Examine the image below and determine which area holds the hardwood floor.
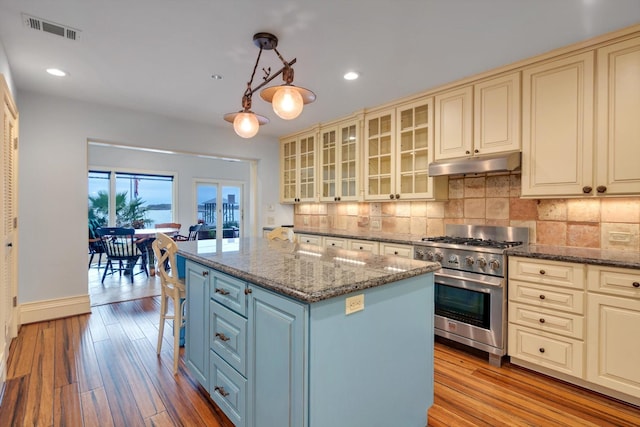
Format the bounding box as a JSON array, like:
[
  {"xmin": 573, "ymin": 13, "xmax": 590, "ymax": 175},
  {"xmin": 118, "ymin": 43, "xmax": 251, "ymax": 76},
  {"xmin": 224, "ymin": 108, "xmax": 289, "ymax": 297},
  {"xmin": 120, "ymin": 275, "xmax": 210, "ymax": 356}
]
[
  {"xmin": 88, "ymin": 258, "xmax": 162, "ymax": 307},
  {"xmin": 1, "ymin": 296, "xmax": 638, "ymax": 426}
]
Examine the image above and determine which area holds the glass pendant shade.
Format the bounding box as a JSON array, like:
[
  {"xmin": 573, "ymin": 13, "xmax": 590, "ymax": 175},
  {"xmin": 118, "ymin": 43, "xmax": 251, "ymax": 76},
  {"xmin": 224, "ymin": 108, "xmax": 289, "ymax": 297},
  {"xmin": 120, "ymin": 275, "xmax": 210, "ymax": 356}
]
[
  {"xmin": 233, "ymin": 112, "xmax": 260, "ymax": 138},
  {"xmin": 272, "ymin": 86, "xmax": 304, "ymax": 120}
]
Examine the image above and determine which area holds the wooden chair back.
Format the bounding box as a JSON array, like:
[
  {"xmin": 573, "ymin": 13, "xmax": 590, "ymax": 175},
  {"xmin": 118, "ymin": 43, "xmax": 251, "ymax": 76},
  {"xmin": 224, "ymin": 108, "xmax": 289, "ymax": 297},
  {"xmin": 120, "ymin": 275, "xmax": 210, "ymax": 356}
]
[
  {"xmin": 266, "ymin": 227, "xmax": 296, "ymax": 242},
  {"xmin": 152, "ymin": 233, "xmax": 185, "ymax": 297}
]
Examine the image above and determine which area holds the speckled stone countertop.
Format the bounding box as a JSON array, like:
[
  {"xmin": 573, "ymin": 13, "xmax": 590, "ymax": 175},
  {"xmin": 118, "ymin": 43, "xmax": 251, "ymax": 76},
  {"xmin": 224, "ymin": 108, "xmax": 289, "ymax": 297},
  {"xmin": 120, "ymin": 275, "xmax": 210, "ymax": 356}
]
[
  {"xmin": 177, "ymin": 238, "xmax": 440, "ymax": 303},
  {"xmin": 505, "ymin": 245, "xmax": 640, "ymax": 270},
  {"xmin": 283, "ymin": 227, "xmax": 426, "ymax": 245}
]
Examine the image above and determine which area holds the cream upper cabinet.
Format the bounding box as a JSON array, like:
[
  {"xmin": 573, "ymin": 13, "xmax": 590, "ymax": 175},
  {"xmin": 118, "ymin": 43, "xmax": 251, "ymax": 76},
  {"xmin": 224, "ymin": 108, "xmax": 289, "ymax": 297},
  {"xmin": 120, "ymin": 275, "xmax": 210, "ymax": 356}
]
[
  {"xmin": 280, "ymin": 127, "xmax": 319, "ymax": 203},
  {"xmin": 364, "ymin": 97, "xmax": 446, "ymax": 201},
  {"xmin": 435, "ymin": 73, "xmax": 520, "ymax": 161},
  {"xmin": 434, "ymin": 86, "xmax": 473, "ymax": 160},
  {"xmin": 586, "ymin": 265, "xmax": 640, "ymax": 400},
  {"xmin": 520, "ymin": 52, "xmax": 595, "ymax": 198},
  {"xmin": 595, "ymin": 36, "xmax": 640, "ymax": 196},
  {"xmin": 319, "ymin": 116, "xmax": 361, "ymax": 202}
]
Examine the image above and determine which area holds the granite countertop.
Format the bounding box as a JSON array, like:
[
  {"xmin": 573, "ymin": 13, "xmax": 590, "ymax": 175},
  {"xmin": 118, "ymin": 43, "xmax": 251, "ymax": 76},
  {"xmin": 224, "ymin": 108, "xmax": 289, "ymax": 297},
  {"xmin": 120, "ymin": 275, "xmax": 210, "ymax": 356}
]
[
  {"xmin": 285, "ymin": 227, "xmax": 426, "ymax": 245},
  {"xmin": 177, "ymin": 238, "xmax": 440, "ymax": 303},
  {"xmin": 506, "ymin": 245, "xmax": 640, "ymax": 270}
]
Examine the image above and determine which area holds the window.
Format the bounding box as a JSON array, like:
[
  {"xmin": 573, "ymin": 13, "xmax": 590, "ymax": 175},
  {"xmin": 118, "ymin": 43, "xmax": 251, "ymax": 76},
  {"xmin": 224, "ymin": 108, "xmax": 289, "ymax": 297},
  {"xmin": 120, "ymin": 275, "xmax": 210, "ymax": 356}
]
[
  {"xmin": 195, "ymin": 180, "xmax": 243, "ymax": 244},
  {"xmin": 88, "ymin": 170, "xmax": 175, "ymax": 227}
]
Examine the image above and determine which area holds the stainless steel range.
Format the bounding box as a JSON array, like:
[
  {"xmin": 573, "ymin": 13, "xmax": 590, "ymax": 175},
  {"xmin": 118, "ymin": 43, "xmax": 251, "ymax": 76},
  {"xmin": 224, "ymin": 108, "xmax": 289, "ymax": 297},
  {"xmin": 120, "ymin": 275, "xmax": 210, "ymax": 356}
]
[{"xmin": 414, "ymin": 224, "xmax": 529, "ymax": 366}]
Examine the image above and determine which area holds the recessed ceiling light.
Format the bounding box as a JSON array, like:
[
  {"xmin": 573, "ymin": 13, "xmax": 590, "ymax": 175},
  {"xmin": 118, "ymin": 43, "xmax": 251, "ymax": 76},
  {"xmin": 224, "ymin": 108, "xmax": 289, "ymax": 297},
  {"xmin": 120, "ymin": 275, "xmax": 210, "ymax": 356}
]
[
  {"xmin": 344, "ymin": 71, "xmax": 359, "ymax": 81},
  {"xmin": 211, "ymin": 74, "xmax": 223, "ymax": 80},
  {"xmin": 46, "ymin": 68, "xmax": 67, "ymax": 77}
]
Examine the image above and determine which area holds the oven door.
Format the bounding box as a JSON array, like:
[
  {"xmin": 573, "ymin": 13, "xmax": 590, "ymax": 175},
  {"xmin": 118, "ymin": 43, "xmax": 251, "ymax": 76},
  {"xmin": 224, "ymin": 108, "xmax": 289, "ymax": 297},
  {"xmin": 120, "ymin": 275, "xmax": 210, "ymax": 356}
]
[{"xmin": 433, "ymin": 270, "xmax": 505, "ymax": 356}]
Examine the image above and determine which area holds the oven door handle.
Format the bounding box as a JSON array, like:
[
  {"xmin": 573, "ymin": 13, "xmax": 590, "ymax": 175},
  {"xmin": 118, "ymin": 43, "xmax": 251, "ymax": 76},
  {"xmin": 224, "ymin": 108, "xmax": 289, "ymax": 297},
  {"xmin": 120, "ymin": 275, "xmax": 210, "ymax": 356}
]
[{"xmin": 435, "ymin": 271, "xmax": 504, "ymax": 288}]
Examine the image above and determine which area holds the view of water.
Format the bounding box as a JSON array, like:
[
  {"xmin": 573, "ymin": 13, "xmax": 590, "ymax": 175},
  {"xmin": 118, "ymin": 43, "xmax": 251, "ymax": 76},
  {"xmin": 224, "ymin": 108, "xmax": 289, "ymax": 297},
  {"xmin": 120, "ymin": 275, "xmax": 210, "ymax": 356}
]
[{"xmin": 146, "ymin": 209, "xmax": 172, "ymax": 226}]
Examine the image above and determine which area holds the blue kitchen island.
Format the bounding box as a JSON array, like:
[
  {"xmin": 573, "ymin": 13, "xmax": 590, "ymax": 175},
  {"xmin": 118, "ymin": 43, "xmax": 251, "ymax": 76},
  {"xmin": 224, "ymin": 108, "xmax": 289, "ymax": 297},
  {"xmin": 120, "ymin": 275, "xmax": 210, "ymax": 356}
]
[{"xmin": 177, "ymin": 238, "xmax": 439, "ymax": 427}]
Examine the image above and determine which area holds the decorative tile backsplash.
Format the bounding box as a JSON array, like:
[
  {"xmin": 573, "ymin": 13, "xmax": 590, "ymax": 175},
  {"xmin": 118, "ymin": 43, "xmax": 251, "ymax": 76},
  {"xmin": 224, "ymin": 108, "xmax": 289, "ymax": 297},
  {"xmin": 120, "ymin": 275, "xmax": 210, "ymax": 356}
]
[{"xmin": 294, "ymin": 173, "xmax": 640, "ymax": 252}]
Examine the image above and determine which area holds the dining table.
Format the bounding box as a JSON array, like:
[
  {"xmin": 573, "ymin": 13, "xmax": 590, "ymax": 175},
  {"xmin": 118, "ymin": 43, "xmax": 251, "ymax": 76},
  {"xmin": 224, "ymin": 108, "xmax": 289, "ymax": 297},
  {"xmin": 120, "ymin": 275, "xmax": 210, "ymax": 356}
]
[{"xmin": 135, "ymin": 227, "xmax": 180, "ymax": 275}]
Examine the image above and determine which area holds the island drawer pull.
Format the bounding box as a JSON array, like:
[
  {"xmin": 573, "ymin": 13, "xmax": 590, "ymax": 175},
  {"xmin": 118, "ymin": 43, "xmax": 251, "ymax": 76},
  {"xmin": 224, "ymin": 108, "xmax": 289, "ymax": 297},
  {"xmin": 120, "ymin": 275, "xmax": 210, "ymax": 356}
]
[
  {"xmin": 215, "ymin": 332, "xmax": 230, "ymax": 342},
  {"xmin": 214, "ymin": 386, "xmax": 229, "ymax": 397},
  {"xmin": 215, "ymin": 288, "xmax": 230, "ymax": 295}
]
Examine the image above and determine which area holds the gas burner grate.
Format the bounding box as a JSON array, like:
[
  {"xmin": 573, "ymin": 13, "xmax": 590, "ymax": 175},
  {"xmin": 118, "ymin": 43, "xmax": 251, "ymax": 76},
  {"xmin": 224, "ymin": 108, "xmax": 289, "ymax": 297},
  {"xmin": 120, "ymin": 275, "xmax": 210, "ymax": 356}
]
[{"xmin": 421, "ymin": 236, "xmax": 522, "ymax": 249}]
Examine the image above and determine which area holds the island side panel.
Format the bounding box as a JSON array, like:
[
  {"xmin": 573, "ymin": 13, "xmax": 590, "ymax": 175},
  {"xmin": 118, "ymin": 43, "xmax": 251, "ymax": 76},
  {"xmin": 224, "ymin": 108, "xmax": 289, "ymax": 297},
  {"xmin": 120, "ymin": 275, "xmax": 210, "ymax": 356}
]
[{"xmin": 308, "ymin": 273, "xmax": 434, "ymax": 427}]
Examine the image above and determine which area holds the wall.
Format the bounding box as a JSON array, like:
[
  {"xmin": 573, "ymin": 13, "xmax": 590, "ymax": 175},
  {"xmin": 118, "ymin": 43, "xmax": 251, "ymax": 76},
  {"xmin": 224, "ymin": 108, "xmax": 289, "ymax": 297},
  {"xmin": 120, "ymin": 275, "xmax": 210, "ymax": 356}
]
[
  {"xmin": 0, "ymin": 39, "xmax": 15, "ymax": 98},
  {"xmin": 294, "ymin": 173, "xmax": 640, "ymax": 252},
  {"xmin": 88, "ymin": 144, "xmax": 252, "ymax": 231},
  {"xmin": 17, "ymin": 90, "xmax": 291, "ymax": 308}
]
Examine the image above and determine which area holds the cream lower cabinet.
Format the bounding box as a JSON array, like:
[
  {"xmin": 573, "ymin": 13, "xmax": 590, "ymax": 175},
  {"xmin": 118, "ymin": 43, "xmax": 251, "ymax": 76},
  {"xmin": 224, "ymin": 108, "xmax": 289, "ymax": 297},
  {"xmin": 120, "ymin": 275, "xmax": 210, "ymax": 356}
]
[
  {"xmin": 586, "ymin": 265, "xmax": 640, "ymax": 399},
  {"xmin": 379, "ymin": 242, "xmax": 414, "ymax": 259},
  {"xmin": 297, "ymin": 233, "xmax": 322, "ymax": 246},
  {"xmin": 508, "ymin": 257, "xmax": 586, "ymax": 378}
]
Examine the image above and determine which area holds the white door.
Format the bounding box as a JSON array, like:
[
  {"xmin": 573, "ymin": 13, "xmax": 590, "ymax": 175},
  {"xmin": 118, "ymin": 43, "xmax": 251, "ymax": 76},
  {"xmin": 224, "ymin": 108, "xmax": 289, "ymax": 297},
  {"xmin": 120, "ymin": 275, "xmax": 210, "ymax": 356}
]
[
  {"xmin": 1, "ymin": 75, "xmax": 19, "ymax": 389},
  {"xmin": 196, "ymin": 181, "xmax": 244, "ymax": 249}
]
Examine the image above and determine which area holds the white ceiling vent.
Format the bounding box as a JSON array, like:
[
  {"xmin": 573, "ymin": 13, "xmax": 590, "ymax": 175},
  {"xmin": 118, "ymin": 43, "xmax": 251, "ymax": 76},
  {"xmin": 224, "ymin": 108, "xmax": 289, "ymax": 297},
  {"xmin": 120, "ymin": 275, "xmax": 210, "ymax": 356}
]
[{"xmin": 22, "ymin": 13, "xmax": 80, "ymax": 41}]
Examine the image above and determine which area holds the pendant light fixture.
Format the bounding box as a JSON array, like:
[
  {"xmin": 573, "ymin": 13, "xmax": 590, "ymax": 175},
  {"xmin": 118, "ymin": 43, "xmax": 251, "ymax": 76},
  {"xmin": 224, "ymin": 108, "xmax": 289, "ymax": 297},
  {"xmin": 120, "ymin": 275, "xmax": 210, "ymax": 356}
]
[{"xmin": 224, "ymin": 32, "xmax": 316, "ymax": 138}]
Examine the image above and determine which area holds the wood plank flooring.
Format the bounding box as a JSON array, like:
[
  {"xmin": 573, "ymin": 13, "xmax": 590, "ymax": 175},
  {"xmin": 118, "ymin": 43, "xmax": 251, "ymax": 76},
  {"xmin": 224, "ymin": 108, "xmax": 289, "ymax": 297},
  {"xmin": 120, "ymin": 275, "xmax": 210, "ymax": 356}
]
[{"xmin": 1, "ymin": 296, "xmax": 639, "ymax": 426}]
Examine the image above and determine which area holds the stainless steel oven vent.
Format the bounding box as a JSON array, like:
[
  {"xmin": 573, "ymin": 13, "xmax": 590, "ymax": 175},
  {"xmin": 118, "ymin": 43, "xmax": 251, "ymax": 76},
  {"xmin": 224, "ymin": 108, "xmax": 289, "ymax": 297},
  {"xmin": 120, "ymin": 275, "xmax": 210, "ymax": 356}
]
[{"xmin": 22, "ymin": 13, "xmax": 80, "ymax": 41}]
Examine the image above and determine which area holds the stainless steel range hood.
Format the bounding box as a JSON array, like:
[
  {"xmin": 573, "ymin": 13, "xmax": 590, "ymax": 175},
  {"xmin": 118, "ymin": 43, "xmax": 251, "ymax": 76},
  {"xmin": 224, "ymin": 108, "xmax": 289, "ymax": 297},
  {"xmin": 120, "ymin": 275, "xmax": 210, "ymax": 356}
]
[{"xmin": 428, "ymin": 152, "xmax": 521, "ymax": 176}]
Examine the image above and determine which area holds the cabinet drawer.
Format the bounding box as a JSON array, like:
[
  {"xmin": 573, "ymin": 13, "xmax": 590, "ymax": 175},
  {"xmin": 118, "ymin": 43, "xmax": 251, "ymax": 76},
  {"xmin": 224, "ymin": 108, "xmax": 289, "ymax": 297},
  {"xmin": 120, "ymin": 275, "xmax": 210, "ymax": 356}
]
[
  {"xmin": 298, "ymin": 233, "xmax": 322, "ymax": 245},
  {"xmin": 509, "ymin": 257, "xmax": 585, "ymax": 289},
  {"xmin": 210, "ymin": 351, "xmax": 246, "ymax": 427},
  {"xmin": 211, "ymin": 270, "xmax": 247, "ymax": 316},
  {"xmin": 348, "ymin": 239, "xmax": 379, "ymax": 254},
  {"xmin": 379, "ymin": 242, "xmax": 414, "ymax": 259},
  {"xmin": 324, "ymin": 237, "xmax": 347, "ymax": 248},
  {"xmin": 211, "ymin": 301, "xmax": 247, "ymax": 376},
  {"xmin": 509, "ymin": 302, "xmax": 584, "ymax": 339},
  {"xmin": 509, "ymin": 325, "xmax": 584, "ymax": 378},
  {"xmin": 587, "ymin": 265, "xmax": 640, "ymax": 298},
  {"xmin": 509, "ymin": 280, "xmax": 585, "ymax": 314}
]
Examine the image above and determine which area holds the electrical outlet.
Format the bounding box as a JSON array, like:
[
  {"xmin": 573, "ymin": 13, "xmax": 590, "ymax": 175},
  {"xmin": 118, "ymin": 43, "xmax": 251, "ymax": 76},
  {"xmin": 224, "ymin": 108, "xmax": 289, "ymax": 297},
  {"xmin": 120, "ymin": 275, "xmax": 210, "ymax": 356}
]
[
  {"xmin": 609, "ymin": 231, "xmax": 631, "ymax": 243},
  {"xmin": 371, "ymin": 219, "xmax": 381, "ymax": 231},
  {"xmin": 345, "ymin": 294, "xmax": 364, "ymax": 315},
  {"xmin": 303, "ymin": 216, "xmax": 309, "ymax": 225}
]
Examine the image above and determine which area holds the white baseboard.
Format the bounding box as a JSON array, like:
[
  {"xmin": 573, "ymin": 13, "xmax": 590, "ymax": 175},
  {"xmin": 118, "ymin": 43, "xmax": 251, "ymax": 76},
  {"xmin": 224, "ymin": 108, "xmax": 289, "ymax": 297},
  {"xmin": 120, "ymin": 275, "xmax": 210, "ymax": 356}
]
[{"xmin": 19, "ymin": 294, "xmax": 91, "ymax": 324}]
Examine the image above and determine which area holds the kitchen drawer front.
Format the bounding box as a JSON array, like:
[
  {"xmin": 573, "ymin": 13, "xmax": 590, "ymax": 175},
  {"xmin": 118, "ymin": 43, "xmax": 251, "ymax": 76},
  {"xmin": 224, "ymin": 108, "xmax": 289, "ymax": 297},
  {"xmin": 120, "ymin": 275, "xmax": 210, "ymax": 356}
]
[
  {"xmin": 210, "ymin": 351, "xmax": 247, "ymax": 427},
  {"xmin": 509, "ymin": 280, "xmax": 585, "ymax": 314},
  {"xmin": 587, "ymin": 265, "xmax": 640, "ymax": 299},
  {"xmin": 509, "ymin": 325, "xmax": 584, "ymax": 378},
  {"xmin": 211, "ymin": 301, "xmax": 247, "ymax": 376},
  {"xmin": 297, "ymin": 233, "xmax": 322, "ymax": 245},
  {"xmin": 509, "ymin": 302, "xmax": 584, "ymax": 339},
  {"xmin": 211, "ymin": 270, "xmax": 247, "ymax": 316},
  {"xmin": 509, "ymin": 257, "xmax": 585, "ymax": 289},
  {"xmin": 379, "ymin": 242, "xmax": 414, "ymax": 259},
  {"xmin": 348, "ymin": 239, "xmax": 379, "ymax": 254},
  {"xmin": 324, "ymin": 236, "xmax": 347, "ymax": 248}
]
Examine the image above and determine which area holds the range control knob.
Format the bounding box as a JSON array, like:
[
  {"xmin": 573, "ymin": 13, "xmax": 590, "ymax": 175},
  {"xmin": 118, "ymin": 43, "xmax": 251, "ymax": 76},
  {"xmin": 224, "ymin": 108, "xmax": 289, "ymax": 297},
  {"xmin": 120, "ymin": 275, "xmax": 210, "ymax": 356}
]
[
  {"xmin": 448, "ymin": 255, "xmax": 459, "ymax": 265},
  {"xmin": 489, "ymin": 259, "xmax": 501, "ymax": 270},
  {"xmin": 434, "ymin": 252, "xmax": 444, "ymax": 262},
  {"xmin": 477, "ymin": 257, "xmax": 487, "ymax": 268},
  {"xmin": 426, "ymin": 251, "xmax": 435, "ymax": 261},
  {"xmin": 465, "ymin": 256, "xmax": 475, "ymax": 266},
  {"xmin": 415, "ymin": 249, "xmax": 425, "ymax": 259}
]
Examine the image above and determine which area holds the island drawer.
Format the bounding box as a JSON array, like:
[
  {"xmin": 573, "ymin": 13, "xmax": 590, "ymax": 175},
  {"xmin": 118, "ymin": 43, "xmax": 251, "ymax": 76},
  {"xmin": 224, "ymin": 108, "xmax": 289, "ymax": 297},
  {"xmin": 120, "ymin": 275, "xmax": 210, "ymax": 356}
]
[
  {"xmin": 210, "ymin": 351, "xmax": 247, "ymax": 427},
  {"xmin": 211, "ymin": 301, "xmax": 247, "ymax": 376},
  {"xmin": 211, "ymin": 270, "xmax": 248, "ymax": 316}
]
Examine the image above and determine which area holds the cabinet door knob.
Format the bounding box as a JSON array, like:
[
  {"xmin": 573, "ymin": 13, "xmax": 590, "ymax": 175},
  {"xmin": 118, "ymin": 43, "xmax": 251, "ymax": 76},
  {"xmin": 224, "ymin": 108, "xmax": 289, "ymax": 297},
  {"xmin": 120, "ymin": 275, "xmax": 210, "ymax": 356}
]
[
  {"xmin": 539, "ymin": 294, "xmax": 546, "ymax": 300},
  {"xmin": 395, "ymin": 194, "xmax": 400, "ymax": 199},
  {"xmin": 632, "ymin": 282, "xmax": 640, "ymax": 288},
  {"xmin": 214, "ymin": 386, "xmax": 229, "ymax": 397},
  {"xmin": 215, "ymin": 332, "xmax": 230, "ymax": 342},
  {"xmin": 202, "ymin": 271, "xmax": 209, "ymax": 277},
  {"xmin": 539, "ymin": 318, "xmax": 546, "ymax": 324},
  {"xmin": 465, "ymin": 150, "xmax": 470, "ymax": 155},
  {"xmin": 389, "ymin": 194, "xmax": 395, "ymax": 199},
  {"xmin": 539, "ymin": 348, "xmax": 545, "ymax": 354},
  {"xmin": 539, "ymin": 270, "xmax": 546, "ymax": 275},
  {"xmin": 596, "ymin": 185, "xmax": 607, "ymax": 193},
  {"xmin": 474, "ymin": 149, "xmax": 479, "ymax": 154},
  {"xmin": 582, "ymin": 186, "xmax": 592, "ymax": 194},
  {"xmin": 214, "ymin": 288, "xmax": 229, "ymax": 295},
  {"xmin": 244, "ymin": 288, "xmax": 252, "ymax": 295}
]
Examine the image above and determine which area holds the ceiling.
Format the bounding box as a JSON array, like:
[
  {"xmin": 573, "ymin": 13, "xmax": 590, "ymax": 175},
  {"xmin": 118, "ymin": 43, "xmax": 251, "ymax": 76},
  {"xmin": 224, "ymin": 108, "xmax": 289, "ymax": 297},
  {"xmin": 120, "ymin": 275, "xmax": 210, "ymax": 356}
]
[{"xmin": 0, "ymin": 1, "xmax": 639, "ymax": 138}]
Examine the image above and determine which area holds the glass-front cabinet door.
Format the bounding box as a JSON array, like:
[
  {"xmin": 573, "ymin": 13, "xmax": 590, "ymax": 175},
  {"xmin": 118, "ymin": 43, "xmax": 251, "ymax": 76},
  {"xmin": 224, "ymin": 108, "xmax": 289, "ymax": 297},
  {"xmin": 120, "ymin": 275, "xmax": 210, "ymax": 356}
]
[
  {"xmin": 364, "ymin": 109, "xmax": 395, "ymax": 201},
  {"xmin": 319, "ymin": 117, "xmax": 360, "ymax": 202},
  {"xmin": 396, "ymin": 98, "xmax": 433, "ymax": 199},
  {"xmin": 280, "ymin": 128, "xmax": 318, "ymax": 203},
  {"xmin": 280, "ymin": 138, "xmax": 297, "ymax": 203}
]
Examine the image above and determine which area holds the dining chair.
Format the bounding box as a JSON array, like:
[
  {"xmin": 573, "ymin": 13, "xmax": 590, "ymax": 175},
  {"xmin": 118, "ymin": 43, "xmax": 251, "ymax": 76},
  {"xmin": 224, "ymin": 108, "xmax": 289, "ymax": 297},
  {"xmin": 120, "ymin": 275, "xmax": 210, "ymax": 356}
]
[
  {"xmin": 152, "ymin": 232, "xmax": 186, "ymax": 374},
  {"xmin": 174, "ymin": 223, "xmax": 202, "ymax": 241},
  {"xmin": 88, "ymin": 219, "xmax": 105, "ymax": 269},
  {"xmin": 97, "ymin": 227, "xmax": 148, "ymax": 283},
  {"xmin": 266, "ymin": 226, "xmax": 296, "ymax": 242}
]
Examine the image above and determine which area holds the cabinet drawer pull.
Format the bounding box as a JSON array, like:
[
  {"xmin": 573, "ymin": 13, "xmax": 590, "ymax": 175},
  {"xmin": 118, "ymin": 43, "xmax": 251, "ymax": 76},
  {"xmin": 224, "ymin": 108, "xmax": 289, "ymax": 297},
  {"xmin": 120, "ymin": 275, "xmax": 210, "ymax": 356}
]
[
  {"xmin": 539, "ymin": 269, "xmax": 546, "ymax": 275},
  {"xmin": 539, "ymin": 348, "xmax": 545, "ymax": 354},
  {"xmin": 214, "ymin": 288, "xmax": 229, "ymax": 295},
  {"xmin": 539, "ymin": 318, "xmax": 545, "ymax": 324},
  {"xmin": 202, "ymin": 271, "xmax": 209, "ymax": 277},
  {"xmin": 539, "ymin": 294, "xmax": 546, "ymax": 300},
  {"xmin": 394, "ymin": 251, "xmax": 399, "ymax": 255},
  {"xmin": 214, "ymin": 386, "xmax": 229, "ymax": 397},
  {"xmin": 215, "ymin": 332, "xmax": 230, "ymax": 342},
  {"xmin": 633, "ymin": 282, "xmax": 640, "ymax": 288}
]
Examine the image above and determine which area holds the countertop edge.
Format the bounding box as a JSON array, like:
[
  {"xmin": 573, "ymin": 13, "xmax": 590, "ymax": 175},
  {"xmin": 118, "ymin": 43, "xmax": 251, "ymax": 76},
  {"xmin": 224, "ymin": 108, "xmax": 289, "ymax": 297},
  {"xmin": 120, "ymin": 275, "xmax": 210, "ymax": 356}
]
[{"xmin": 505, "ymin": 245, "xmax": 640, "ymax": 270}]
